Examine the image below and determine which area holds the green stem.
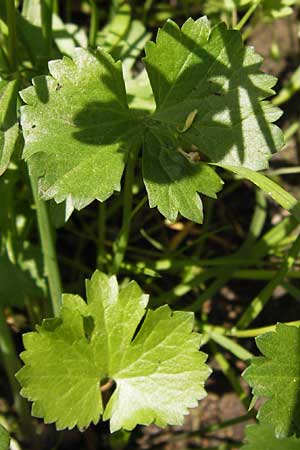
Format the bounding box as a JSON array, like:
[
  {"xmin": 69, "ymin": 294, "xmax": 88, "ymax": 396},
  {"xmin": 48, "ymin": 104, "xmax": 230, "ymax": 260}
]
[
  {"xmin": 89, "ymin": 0, "xmax": 99, "ymax": 48},
  {"xmin": 0, "ymin": 309, "xmax": 36, "ymax": 442},
  {"xmin": 5, "ymin": 0, "xmax": 17, "ymax": 73},
  {"xmin": 30, "ymin": 175, "xmax": 62, "ymax": 316},
  {"xmin": 234, "ymin": 269, "xmax": 300, "ymax": 280},
  {"xmin": 237, "ymin": 232, "xmax": 300, "ymax": 329},
  {"xmin": 66, "ymin": 0, "xmax": 72, "ymax": 22},
  {"xmin": 111, "ymin": 150, "xmax": 136, "ymax": 274},
  {"xmin": 41, "ymin": 0, "xmax": 53, "ymax": 60},
  {"xmin": 235, "ymin": 0, "xmax": 260, "ymax": 31},
  {"xmin": 53, "ymin": 0, "xmax": 58, "ymax": 14},
  {"xmin": 204, "ymin": 320, "xmax": 300, "ymax": 339},
  {"xmin": 0, "ymin": 309, "xmax": 22, "ymax": 411},
  {"xmin": 233, "ymin": 321, "xmax": 300, "ymax": 338},
  {"xmin": 209, "ymin": 342, "xmax": 249, "ymax": 408},
  {"xmin": 97, "ymin": 202, "xmax": 106, "ymax": 270},
  {"xmin": 143, "ymin": 0, "xmax": 154, "ymax": 21},
  {"xmin": 218, "ymin": 164, "xmax": 300, "ymax": 223},
  {"xmin": 200, "ymin": 411, "xmax": 256, "ymax": 435}
]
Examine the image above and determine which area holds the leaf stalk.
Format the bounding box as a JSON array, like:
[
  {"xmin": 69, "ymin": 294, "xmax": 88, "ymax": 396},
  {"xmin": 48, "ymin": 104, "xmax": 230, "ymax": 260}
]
[{"xmin": 29, "ymin": 175, "xmax": 62, "ymax": 316}]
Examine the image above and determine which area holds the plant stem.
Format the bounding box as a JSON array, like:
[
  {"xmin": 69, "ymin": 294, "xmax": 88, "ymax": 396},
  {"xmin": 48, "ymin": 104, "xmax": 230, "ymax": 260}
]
[
  {"xmin": 111, "ymin": 150, "xmax": 136, "ymax": 274},
  {"xmin": 235, "ymin": 0, "xmax": 260, "ymax": 31},
  {"xmin": 97, "ymin": 202, "xmax": 106, "ymax": 270},
  {"xmin": 210, "ymin": 342, "xmax": 249, "ymax": 408},
  {"xmin": 204, "ymin": 320, "xmax": 300, "ymax": 339},
  {"xmin": 89, "ymin": 0, "xmax": 99, "ymax": 48},
  {"xmin": 5, "ymin": 0, "xmax": 17, "ymax": 73},
  {"xmin": 200, "ymin": 411, "xmax": 255, "ymax": 435},
  {"xmin": 237, "ymin": 232, "xmax": 300, "ymax": 329},
  {"xmin": 41, "ymin": 0, "xmax": 54, "ymax": 61},
  {"xmin": 0, "ymin": 309, "xmax": 36, "ymax": 442},
  {"xmin": 66, "ymin": 0, "xmax": 72, "ymax": 22},
  {"xmin": 30, "ymin": 175, "xmax": 62, "ymax": 316}
]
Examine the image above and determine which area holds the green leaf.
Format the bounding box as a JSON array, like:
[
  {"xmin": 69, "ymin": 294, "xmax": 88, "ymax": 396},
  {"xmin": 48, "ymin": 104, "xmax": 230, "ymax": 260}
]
[
  {"xmin": 143, "ymin": 129, "xmax": 223, "ymax": 223},
  {"xmin": 20, "ymin": 17, "xmax": 284, "ymax": 223},
  {"xmin": 0, "ymin": 78, "xmax": 20, "ymax": 176},
  {"xmin": 52, "ymin": 15, "xmax": 88, "ymax": 57},
  {"xmin": 144, "ymin": 17, "xmax": 283, "ymax": 170},
  {"xmin": 242, "ymin": 423, "xmax": 300, "ymax": 450},
  {"xmin": 17, "ymin": 270, "xmax": 210, "ymax": 432},
  {"xmin": 218, "ymin": 165, "xmax": 300, "ymax": 223},
  {"xmin": 243, "ymin": 323, "xmax": 300, "ymax": 438},
  {"xmin": 0, "ymin": 424, "xmax": 10, "ymax": 450},
  {"xmin": 260, "ymin": 0, "xmax": 296, "ymax": 20},
  {"xmin": 21, "ymin": 47, "xmax": 141, "ymax": 210},
  {"xmin": 0, "ymin": 248, "xmax": 44, "ymax": 308}
]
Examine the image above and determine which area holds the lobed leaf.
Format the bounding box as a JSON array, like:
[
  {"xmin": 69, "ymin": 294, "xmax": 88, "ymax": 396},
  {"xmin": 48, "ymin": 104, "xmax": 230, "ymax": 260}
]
[
  {"xmin": 144, "ymin": 17, "xmax": 283, "ymax": 170},
  {"xmin": 243, "ymin": 323, "xmax": 300, "ymax": 438},
  {"xmin": 21, "ymin": 47, "xmax": 142, "ymax": 210},
  {"xmin": 242, "ymin": 423, "xmax": 300, "ymax": 449},
  {"xmin": 143, "ymin": 129, "xmax": 223, "ymax": 223},
  {"xmin": 17, "ymin": 271, "xmax": 210, "ymax": 432},
  {"xmin": 20, "ymin": 17, "xmax": 284, "ymax": 223}
]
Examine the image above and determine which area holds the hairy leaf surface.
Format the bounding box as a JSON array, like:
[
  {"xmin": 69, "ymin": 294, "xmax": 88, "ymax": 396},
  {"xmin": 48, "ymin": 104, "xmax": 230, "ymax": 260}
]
[
  {"xmin": 144, "ymin": 17, "xmax": 283, "ymax": 170},
  {"xmin": 20, "ymin": 17, "xmax": 284, "ymax": 222},
  {"xmin": 17, "ymin": 271, "xmax": 210, "ymax": 431},
  {"xmin": 21, "ymin": 47, "xmax": 141, "ymax": 210},
  {"xmin": 243, "ymin": 323, "xmax": 300, "ymax": 438},
  {"xmin": 242, "ymin": 423, "xmax": 300, "ymax": 450}
]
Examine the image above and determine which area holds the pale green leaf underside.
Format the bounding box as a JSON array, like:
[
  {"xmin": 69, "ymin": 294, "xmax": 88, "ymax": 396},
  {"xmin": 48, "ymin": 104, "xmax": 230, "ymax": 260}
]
[
  {"xmin": 243, "ymin": 323, "xmax": 300, "ymax": 438},
  {"xmin": 17, "ymin": 271, "xmax": 210, "ymax": 432},
  {"xmin": 242, "ymin": 423, "xmax": 300, "ymax": 450},
  {"xmin": 144, "ymin": 17, "xmax": 283, "ymax": 170},
  {"xmin": 21, "ymin": 47, "xmax": 141, "ymax": 210},
  {"xmin": 143, "ymin": 129, "xmax": 223, "ymax": 223},
  {"xmin": 0, "ymin": 424, "xmax": 10, "ymax": 450}
]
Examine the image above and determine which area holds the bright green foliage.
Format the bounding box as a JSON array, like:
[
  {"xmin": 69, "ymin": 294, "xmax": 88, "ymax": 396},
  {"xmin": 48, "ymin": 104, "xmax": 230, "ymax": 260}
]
[
  {"xmin": 17, "ymin": 270, "xmax": 210, "ymax": 432},
  {"xmin": 0, "ymin": 79, "xmax": 19, "ymax": 176},
  {"xmin": 242, "ymin": 423, "xmax": 300, "ymax": 450},
  {"xmin": 0, "ymin": 424, "xmax": 9, "ymax": 450},
  {"xmin": 21, "ymin": 17, "xmax": 283, "ymax": 223},
  {"xmin": 21, "ymin": 47, "xmax": 140, "ymax": 210},
  {"xmin": 0, "ymin": 249, "xmax": 44, "ymax": 307},
  {"xmin": 243, "ymin": 324, "xmax": 300, "ymax": 438},
  {"xmin": 260, "ymin": 0, "xmax": 296, "ymax": 20},
  {"xmin": 143, "ymin": 130, "xmax": 223, "ymax": 222},
  {"xmin": 144, "ymin": 17, "xmax": 283, "ymax": 170}
]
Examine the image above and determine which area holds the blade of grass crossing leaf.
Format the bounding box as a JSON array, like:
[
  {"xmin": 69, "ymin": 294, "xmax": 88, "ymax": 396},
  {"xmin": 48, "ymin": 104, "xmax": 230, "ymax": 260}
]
[
  {"xmin": 112, "ymin": 148, "xmax": 136, "ymax": 274},
  {"xmin": 5, "ymin": 0, "xmax": 17, "ymax": 72},
  {"xmin": 209, "ymin": 341, "xmax": 248, "ymax": 406},
  {"xmin": 234, "ymin": 269, "xmax": 300, "ymax": 280},
  {"xmin": 237, "ymin": 232, "xmax": 300, "ymax": 329},
  {"xmin": 41, "ymin": 0, "xmax": 53, "ymax": 60},
  {"xmin": 189, "ymin": 189, "xmax": 267, "ymax": 312},
  {"xmin": 208, "ymin": 331, "xmax": 253, "ymax": 361},
  {"xmin": 282, "ymin": 281, "xmax": 300, "ymax": 301},
  {"xmin": 89, "ymin": 0, "xmax": 99, "ymax": 47},
  {"xmin": 218, "ymin": 165, "xmax": 300, "ymax": 223}
]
